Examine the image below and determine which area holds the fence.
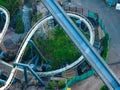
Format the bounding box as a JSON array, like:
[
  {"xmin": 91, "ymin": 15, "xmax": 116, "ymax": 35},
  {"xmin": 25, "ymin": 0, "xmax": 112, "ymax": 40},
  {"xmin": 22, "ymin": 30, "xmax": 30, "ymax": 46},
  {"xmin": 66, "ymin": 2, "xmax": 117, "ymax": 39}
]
[
  {"xmin": 63, "ymin": 6, "xmax": 89, "ymax": 16},
  {"xmin": 88, "ymin": 11, "xmax": 110, "ymax": 63},
  {"xmin": 63, "ymin": 70, "xmax": 95, "ymax": 90}
]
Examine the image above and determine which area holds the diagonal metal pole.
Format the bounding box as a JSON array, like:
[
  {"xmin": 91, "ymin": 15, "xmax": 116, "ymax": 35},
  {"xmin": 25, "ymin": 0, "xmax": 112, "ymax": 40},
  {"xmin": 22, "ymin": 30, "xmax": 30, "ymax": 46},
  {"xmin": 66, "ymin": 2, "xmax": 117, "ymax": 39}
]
[{"xmin": 29, "ymin": 40, "xmax": 48, "ymax": 63}]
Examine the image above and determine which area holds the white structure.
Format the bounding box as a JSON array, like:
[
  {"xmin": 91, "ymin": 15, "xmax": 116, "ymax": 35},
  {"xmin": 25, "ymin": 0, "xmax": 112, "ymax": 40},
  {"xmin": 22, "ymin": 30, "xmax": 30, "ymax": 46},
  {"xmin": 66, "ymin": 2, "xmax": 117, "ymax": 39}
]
[{"xmin": 116, "ymin": 3, "xmax": 120, "ymax": 10}]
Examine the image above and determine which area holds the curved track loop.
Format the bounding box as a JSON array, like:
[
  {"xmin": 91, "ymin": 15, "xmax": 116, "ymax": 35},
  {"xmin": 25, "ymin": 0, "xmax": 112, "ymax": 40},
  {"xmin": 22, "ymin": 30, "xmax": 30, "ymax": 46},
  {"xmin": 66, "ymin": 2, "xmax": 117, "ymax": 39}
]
[
  {"xmin": 36, "ymin": 13, "xmax": 95, "ymax": 76},
  {"xmin": 0, "ymin": 13, "xmax": 94, "ymax": 89},
  {"xmin": 0, "ymin": 5, "xmax": 10, "ymax": 43}
]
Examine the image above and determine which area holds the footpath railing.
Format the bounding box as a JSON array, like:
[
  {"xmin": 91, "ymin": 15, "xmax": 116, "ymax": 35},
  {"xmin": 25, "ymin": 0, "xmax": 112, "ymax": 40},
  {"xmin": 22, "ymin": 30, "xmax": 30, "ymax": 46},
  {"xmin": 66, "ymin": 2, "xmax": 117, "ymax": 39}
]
[
  {"xmin": 88, "ymin": 11, "xmax": 110, "ymax": 62},
  {"xmin": 98, "ymin": 16, "xmax": 110, "ymax": 63},
  {"xmin": 63, "ymin": 5, "xmax": 89, "ymax": 16},
  {"xmin": 63, "ymin": 70, "xmax": 95, "ymax": 90}
]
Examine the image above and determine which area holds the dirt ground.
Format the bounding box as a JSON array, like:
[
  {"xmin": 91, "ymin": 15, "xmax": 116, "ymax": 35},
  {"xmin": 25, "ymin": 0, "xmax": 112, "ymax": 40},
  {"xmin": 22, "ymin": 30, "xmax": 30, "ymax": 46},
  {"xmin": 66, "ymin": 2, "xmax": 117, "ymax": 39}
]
[{"xmin": 72, "ymin": 76, "xmax": 103, "ymax": 90}]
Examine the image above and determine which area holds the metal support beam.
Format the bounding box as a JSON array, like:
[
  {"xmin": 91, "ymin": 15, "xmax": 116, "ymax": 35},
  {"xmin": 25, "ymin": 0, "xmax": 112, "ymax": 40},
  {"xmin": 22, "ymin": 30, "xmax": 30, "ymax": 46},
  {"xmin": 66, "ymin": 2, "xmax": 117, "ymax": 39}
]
[
  {"xmin": 29, "ymin": 56, "xmax": 39, "ymax": 70},
  {"xmin": 28, "ymin": 67, "xmax": 45, "ymax": 86},
  {"xmin": 33, "ymin": 56, "xmax": 39, "ymax": 70},
  {"xmin": 28, "ymin": 55, "xmax": 38, "ymax": 64},
  {"xmin": 30, "ymin": 43, "xmax": 34, "ymax": 58},
  {"xmin": 23, "ymin": 67, "xmax": 28, "ymax": 83},
  {"xmin": 29, "ymin": 40, "xmax": 47, "ymax": 63},
  {"xmin": 13, "ymin": 62, "xmax": 45, "ymax": 86}
]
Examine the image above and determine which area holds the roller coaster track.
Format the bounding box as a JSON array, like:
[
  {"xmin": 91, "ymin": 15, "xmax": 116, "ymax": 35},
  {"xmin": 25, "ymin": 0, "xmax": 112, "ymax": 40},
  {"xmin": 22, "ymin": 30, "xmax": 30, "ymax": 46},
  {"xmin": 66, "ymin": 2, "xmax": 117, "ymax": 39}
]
[
  {"xmin": 0, "ymin": 5, "xmax": 10, "ymax": 43},
  {"xmin": 36, "ymin": 12, "xmax": 95, "ymax": 76},
  {"xmin": 1, "ymin": 0, "xmax": 120, "ymax": 89},
  {"xmin": 40, "ymin": 0, "xmax": 120, "ymax": 90},
  {"xmin": 0, "ymin": 10, "xmax": 94, "ymax": 89}
]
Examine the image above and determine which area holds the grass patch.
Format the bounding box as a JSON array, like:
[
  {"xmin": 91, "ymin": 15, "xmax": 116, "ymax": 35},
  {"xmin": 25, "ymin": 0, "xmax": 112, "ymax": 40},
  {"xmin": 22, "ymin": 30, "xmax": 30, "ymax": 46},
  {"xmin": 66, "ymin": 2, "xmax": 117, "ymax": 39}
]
[
  {"xmin": 100, "ymin": 85, "xmax": 109, "ymax": 90},
  {"xmin": 33, "ymin": 26, "xmax": 81, "ymax": 70}
]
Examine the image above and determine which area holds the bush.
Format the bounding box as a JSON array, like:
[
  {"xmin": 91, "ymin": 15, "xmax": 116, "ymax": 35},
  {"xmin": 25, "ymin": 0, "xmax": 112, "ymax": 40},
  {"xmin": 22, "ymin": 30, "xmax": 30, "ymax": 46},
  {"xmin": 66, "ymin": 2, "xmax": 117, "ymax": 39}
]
[
  {"xmin": 21, "ymin": 43, "xmax": 33, "ymax": 63},
  {"xmin": 46, "ymin": 80, "xmax": 66, "ymax": 90},
  {"xmin": 58, "ymin": 80, "xmax": 66, "ymax": 89},
  {"xmin": 33, "ymin": 26, "xmax": 80, "ymax": 70},
  {"xmin": 0, "ymin": 0, "xmax": 24, "ymax": 34},
  {"xmin": 0, "ymin": 0, "xmax": 21, "ymax": 16},
  {"xmin": 46, "ymin": 80, "xmax": 57, "ymax": 90},
  {"xmin": 101, "ymin": 33, "xmax": 109, "ymax": 60},
  {"xmin": 0, "ymin": 82, "xmax": 4, "ymax": 87},
  {"xmin": 32, "ymin": 13, "xmax": 43, "ymax": 25},
  {"xmin": 37, "ymin": 13, "xmax": 43, "ymax": 19},
  {"xmin": 100, "ymin": 85, "xmax": 109, "ymax": 90},
  {"xmin": 14, "ymin": 13, "xmax": 24, "ymax": 34}
]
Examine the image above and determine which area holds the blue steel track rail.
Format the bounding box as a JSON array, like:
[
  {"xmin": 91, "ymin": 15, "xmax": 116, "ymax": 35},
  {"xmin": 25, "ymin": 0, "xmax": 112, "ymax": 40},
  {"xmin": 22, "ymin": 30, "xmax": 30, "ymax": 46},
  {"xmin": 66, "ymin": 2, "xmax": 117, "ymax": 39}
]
[{"xmin": 41, "ymin": 0, "xmax": 120, "ymax": 90}]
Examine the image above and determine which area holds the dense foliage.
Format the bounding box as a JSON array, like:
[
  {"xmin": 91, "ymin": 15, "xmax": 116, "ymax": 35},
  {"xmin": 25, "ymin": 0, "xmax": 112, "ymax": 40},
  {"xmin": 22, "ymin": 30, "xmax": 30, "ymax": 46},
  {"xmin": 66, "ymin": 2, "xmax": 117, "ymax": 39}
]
[
  {"xmin": 0, "ymin": 0, "xmax": 21, "ymax": 16},
  {"xmin": 33, "ymin": 26, "xmax": 80, "ymax": 70},
  {"xmin": 0, "ymin": 0, "xmax": 24, "ymax": 33},
  {"xmin": 100, "ymin": 85, "xmax": 109, "ymax": 90},
  {"xmin": 46, "ymin": 80, "xmax": 66, "ymax": 90}
]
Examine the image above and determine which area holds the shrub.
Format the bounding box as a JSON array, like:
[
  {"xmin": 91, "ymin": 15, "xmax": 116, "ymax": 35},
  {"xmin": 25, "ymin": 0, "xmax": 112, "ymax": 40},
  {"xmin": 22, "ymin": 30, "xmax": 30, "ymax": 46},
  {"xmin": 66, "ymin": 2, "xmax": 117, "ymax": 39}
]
[
  {"xmin": 0, "ymin": 82, "xmax": 4, "ymax": 87},
  {"xmin": 0, "ymin": 0, "xmax": 24, "ymax": 34},
  {"xmin": 101, "ymin": 33, "xmax": 109, "ymax": 60},
  {"xmin": 37, "ymin": 13, "xmax": 43, "ymax": 19},
  {"xmin": 33, "ymin": 26, "xmax": 80, "ymax": 70},
  {"xmin": 100, "ymin": 85, "xmax": 109, "ymax": 90},
  {"xmin": 14, "ymin": 13, "xmax": 24, "ymax": 34},
  {"xmin": 0, "ymin": 0, "xmax": 21, "ymax": 16},
  {"xmin": 46, "ymin": 80, "xmax": 57, "ymax": 90},
  {"xmin": 58, "ymin": 80, "xmax": 66, "ymax": 89}
]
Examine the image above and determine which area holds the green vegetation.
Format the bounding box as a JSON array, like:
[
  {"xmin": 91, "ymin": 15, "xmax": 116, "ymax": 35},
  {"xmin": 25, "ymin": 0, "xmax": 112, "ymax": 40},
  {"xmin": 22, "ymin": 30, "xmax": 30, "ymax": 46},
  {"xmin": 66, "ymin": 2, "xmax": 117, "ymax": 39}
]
[
  {"xmin": 0, "ymin": 0, "xmax": 21, "ymax": 16},
  {"xmin": 0, "ymin": 82, "xmax": 4, "ymax": 87},
  {"xmin": 100, "ymin": 85, "xmax": 109, "ymax": 90},
  {"xmin": 58, "ymin": 80, "xmax": 66, "ymax": 89},
  {"xmin": 23, "ymin": 15, "xmax": 91, "ymax": 70},
  {"xmin": 46, "ymin": 80, "xmax": 66, "ymax": 90},
  {"xmin": 37, "ymin": 13, "xmax": 43, "ymax": 19},
  {"xmin": 46, "ymin": 80, "xmax": 57, "ymax": 90},
  {"xmin": 14, "ymin": 13, "xmax": 24, "ymax": 33},
  {"xmin": 32, "ymin": 13, "xmax": 43, "ymax": 25},
  {"xmin": 33, "ymin": 26, "xmax": 80, "ymax": 70},
  {"xmin": 22, "ymin": 43, "xmax": 31, "ymax": 61},
  {"xmin": 101, "ymin": 33, "xmax": 109, "ymax": 60},
  {"xmin": 0, "ymin": 0, "xmax": 24, "ymax": 34}
]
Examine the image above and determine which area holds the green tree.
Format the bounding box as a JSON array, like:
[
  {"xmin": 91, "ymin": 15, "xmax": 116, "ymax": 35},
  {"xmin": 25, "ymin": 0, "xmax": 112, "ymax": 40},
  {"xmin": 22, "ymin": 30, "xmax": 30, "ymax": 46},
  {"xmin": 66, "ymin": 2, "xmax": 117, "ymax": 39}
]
[
  {"xmin": 46, "ymin": 80, "xmax": 57, "ymax": 90},
  {"xmin": 58, "ymin": 80, "xmax": 66, "ymax": 89},
  {"xmin": 0, "ymin": 0, "xmax": 24, "ymax": 33},
  {"xmin": 0, "ymin": 0, "xmax": 21, "ymax": 16},
  {"xmin": 100, "ymin": 85, "xmax": 109, "ymax": 90}
]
